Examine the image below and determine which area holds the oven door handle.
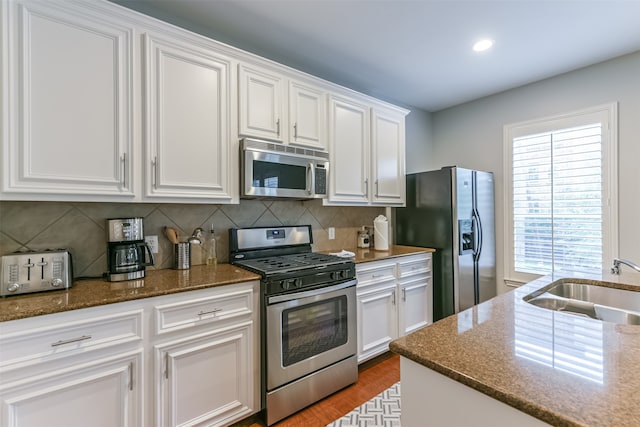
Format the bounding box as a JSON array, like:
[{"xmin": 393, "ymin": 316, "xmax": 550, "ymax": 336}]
[{"xmin": 267, "ymin": 279, "xmax": 356, "ymax": 305}]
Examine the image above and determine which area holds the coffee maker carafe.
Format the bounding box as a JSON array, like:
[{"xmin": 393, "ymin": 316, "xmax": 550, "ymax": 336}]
[{"xmin": 106, "ymin": 218, "xmax": 155, "ymax": 281}]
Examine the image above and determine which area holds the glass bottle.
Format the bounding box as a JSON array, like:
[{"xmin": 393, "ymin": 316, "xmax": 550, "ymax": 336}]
[{"xmin": 204, "ymin": 226, "xmax": 217, "ymax": 267}]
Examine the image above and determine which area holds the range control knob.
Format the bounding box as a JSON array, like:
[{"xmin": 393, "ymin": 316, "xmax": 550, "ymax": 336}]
[
  {"xmin": 50, "ymin": 278, "xmax": 64, "ymax": 288},
  {"xmin": 7, "ymin": 283, "xmax": 20, "ymax": 293},
  {"xmin": 280, "ymin": 280, "xmax": 289, "ymax": 290},
  {"xmin": 294, "ymin": 278, "xmax": 303, "ymax": 288}
]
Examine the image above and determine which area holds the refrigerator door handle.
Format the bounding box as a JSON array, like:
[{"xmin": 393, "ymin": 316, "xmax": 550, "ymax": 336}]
[{"xmin": 472, "ymin": 210, "xmax": 483, "ymax": 260}]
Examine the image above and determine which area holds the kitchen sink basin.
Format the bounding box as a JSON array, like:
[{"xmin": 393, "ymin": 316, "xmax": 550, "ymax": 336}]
[{"xmin": 523, "ymin": 281, "xmax": 640, "ymax": 325}]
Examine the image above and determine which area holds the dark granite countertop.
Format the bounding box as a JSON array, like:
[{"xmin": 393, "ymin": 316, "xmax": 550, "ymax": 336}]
[
  {"xmin": 0, "ymin": 245, "xmax": 433, "ymax": 323},
  {"xmin": 0, "ymin": 264, "xmax": 260, "ymax": 322},
  {"xmin": 326, "ymin": 244, "xmax": 435, "ymax": 264},
  {"xmin": 390, "ymin": 272, "xmax": 640, "ymax": 426}
]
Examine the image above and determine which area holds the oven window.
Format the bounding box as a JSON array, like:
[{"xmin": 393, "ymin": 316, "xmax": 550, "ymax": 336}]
[
  {"xmin": 281, "ymin": 295, "xmax": 348, "ymax": 367},
  {"xmin": 253, "ymin": 160, "xmax": 306, "ymax": 190}
]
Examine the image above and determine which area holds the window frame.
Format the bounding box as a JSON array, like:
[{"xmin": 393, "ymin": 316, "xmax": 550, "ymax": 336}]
[{"xmin": 503, "ymin": 103, "xmax": 619, "ymax": 285}]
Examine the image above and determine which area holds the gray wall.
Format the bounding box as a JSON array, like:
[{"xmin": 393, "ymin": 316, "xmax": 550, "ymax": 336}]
[
  {"xmin": 429, "ymin": 51, "xmax": 640, "ymax": 293},
  {"xmin": 404, "ymin": 108, "xmax": 433, "ymax": 174}
]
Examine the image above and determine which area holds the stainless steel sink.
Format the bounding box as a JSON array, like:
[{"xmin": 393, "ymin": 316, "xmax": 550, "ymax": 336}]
[{"xmin": 523, "ymin": 281, "xmax": 640, "ymax": 325}]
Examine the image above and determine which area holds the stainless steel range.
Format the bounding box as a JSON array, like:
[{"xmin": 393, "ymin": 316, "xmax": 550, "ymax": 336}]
[{"xmin": 230, "ymin": 225, "xmax": 357, "ymax": 426}]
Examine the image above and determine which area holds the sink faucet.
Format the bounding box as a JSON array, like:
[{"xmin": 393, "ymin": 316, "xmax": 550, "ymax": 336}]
[{"xmin": 611, "ymin": 258, "xmax": 640, "ymax": 275}]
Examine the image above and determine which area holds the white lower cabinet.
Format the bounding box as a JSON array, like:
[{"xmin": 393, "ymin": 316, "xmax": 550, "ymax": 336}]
[
  {"xmin": 356, "ymin": 253, "xmax": 432, "ymax": 363},
  {"xmin": 152, "ymin": 282, "xmax": 258, "ymax": 427},
  {"xmin": 0, "ymin": 280, "xmax": 260, "ymax": 427},
  {"xmin": 0, "ymin": 306, "xmax": 144, "ymax": 427},
  {"xmin": 0, "ymin": 351, "xmax": 142, "ymax": 427},
  {"xmin": 155, "ymin": 323, "xmax": 254, "ymax": 427}
]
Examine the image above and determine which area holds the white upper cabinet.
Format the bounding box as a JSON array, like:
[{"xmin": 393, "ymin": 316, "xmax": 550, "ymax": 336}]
[
  {"xmin": 1, "ymin": 0, "xmax": 135, "ymax": 200},
  {"xmin": 0, "ymin": 0, "xmax": 406, "ymax": 204},
  {"xmin": 327, "ymin": 94, "xmax": 408, "ymax": 206},
  {"xmin": 371, "ymin": 106, "xmax": 406, "ymax": 205},
  {"xmin": 239, "ymin": 64, "xmax": 284, "ymax": 142},
  {"xmin": 239, "ymin": 64, "xmax": 328, "ymax": 150},
  {"xmin": 327, "ymin": 94, "xmax": 370, "ymax": 204},
  {"xmin": 288, "ymin": 80, "xmax": 327, "ymax": 150},
  {"xmin": 143, "ymin": 32, "xmax": 236, "ymax": 202}
]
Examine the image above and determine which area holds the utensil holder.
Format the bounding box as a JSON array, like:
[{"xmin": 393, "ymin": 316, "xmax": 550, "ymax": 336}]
[{"xmin": 173, "ymin": 242, "xmax": 190, "ymax": 270}]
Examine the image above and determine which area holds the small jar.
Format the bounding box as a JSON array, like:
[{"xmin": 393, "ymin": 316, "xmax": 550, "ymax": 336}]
[{"xmin": 357, "ymin": 228, "xmax": 370, "ymax": 248}]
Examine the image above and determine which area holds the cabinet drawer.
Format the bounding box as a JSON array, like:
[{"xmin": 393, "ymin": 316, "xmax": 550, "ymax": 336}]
[
  {"xmin": 155, "ymin": 287, "xmax": 254, "ymax": 335},
  {"xmin": 397, "ymin": 254, "xmax": 432, "ymax": 279},
  {"xmin": 0, "ymin": 310, "xmax": 143, "ymax": 371},
  {"xmin": 356, "ymin": 262, "xmax": 395, "ymax": 286}
]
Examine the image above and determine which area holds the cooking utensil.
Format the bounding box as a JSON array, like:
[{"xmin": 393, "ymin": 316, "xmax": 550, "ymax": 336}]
[{"xmin": 164, "ymin": 226, "xmax": 179, "ymax": 244}]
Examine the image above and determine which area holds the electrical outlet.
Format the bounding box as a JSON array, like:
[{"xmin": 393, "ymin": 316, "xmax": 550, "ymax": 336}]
[
  {"xmin": 328, "ymin": 227, "xmax": 335, "ymax": 240},
  {"xmin": 145, "ymin": 235, "xmax": 159, "ymax": 254}
]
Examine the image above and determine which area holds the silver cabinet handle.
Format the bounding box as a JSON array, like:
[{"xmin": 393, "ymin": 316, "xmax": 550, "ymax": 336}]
[
  {"xmin": 375, "ymin": 180, "xmax": 379, "ymax": 197},
  {"xmin": 402, "ymin": 288, "xmax": 407, "ymax": 302},
  {"xmin": 120, "ymin": 153, "xmax": 127, "ymax": 188},
  {"xmin": 391, "ymin": 289, "xmax": 396, "ymax": 306},
  {"xmin": 152, "ymin": 156, "xmax": 158, "ymax": 189},
  {"xmin": 198, "ymin": 308, "xmax": 222, "ymax": 317},
  {"xmin": 293, "ymin": 122, "xmax": 298, "ymax": 139},
  {"xmin": 276, "ymin": 118, "xmax": 280, "ymax": 136},
  {"xmin": 129, "ymin": 362, "xmax": 134, "ymax": 391},
  {"xmin": 51, "ymin": 335, "xmax": 92, "ymax": 347},
  {"xmin": 164, "ymin": 352, "xmax": 169, "ymax": 379},
  {"xmin": 364, "ymin": 178, "xmax": 369, "ymax": 197}
]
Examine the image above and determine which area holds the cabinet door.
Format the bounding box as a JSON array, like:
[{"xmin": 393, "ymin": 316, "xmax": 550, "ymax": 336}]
[
  {"xmin": 398, "ymin": 275, "xmax": 433, "ymax": 336},
  {"xmin": 143, "ymin": 33, "xmax": 234, "ymax": 201},
  {"xmin": 0, "ymin": 351, "xmax": 142, "ymax": 427},
  {"xmin": 327, "ymin": 95, "xmax": 370, "ymax": 204},
  {"xmin": 288, "ymin": 80, "xmax": 326, "ymax": 150},
  {"xmin": 1, "ymin": 1, "xmax": 134, "ymax": 199},
  {"xmin": 239, "ymin": 64, "xmax": 283, "ymax": 141},
  {"xmin": 156, "ymin": 322, "xmax": 255, "ymax": 427},
  {"xmin": 371, "ymin": 107, "xmax": 406, "ymax": 205},
  {"xmin": 356, "ymin": 282, "xmax": 397, "ymax": 363}
]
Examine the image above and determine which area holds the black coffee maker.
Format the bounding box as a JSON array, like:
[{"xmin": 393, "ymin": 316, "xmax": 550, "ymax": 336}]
[{"xmin": 106, "ymin": 218, "xmax": 155, "ymax": 281}]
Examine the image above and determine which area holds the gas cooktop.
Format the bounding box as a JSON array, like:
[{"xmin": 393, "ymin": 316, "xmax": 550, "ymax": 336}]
[{"xmin": 233, "ymin": 252, "xmax": 350, "ymax": 276}]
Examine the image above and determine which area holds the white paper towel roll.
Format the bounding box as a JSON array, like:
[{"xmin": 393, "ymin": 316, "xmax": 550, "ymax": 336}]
[{"xmin": 374, "ymin": 215, "xmax": 389, "ymax": 250}]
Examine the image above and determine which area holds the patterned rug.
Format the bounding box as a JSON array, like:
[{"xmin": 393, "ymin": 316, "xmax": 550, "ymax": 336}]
[{"xmin": 326, "ymin": 382, "xmax": 401, "ymax": 427}]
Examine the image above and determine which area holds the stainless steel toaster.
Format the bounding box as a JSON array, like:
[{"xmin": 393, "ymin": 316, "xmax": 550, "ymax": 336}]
[{"xmin": 1, "ymin": 250, "xmax": 73, "ymax": 297}]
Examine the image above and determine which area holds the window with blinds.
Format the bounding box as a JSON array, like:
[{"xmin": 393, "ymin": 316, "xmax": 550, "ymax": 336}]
[
  {"xmin": 513, "ymin": 124, "xmax": 603, "ymax": 275},
  {"xmin": 504, "ymin": 103, "xmax": 618, "ymax": 283}
]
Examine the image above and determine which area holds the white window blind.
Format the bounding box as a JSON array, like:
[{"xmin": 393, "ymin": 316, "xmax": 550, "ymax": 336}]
[
  {"xmin": 513, "ymin": 124, "xmax": 603, "ymax": 275},
  {"xmin": 504, "ymin": 103, "xmax": 618, "ymax": 283}
]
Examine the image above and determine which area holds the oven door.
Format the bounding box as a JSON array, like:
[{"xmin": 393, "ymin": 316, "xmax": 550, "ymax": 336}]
[{"xmin": 265, "ymin": 280, "xmax": 357, "ymax": 390}]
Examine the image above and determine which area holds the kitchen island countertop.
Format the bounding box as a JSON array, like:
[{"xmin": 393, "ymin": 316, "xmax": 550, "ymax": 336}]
[{"xmin": 390, "ymin": 271, "xmax": 640, "ymax": 426}]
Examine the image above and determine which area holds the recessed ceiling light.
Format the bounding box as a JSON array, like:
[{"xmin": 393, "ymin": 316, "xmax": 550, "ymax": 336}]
[{"xmin": 473, "ymin": 39, "xmax": 493, "ymax": 52}]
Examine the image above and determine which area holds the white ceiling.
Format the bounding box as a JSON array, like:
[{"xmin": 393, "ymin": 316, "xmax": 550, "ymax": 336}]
[{"xmin": 115, "ymin": 0, "xmax": 640, "ymax": 112}]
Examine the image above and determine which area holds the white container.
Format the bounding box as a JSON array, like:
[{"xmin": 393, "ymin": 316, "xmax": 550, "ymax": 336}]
[
  {"xmin": 374, "ymin": 215, "xmax": 389, "ymax": 251},
  {"xmin": 357, "ymin": 227, "xmax": 370, "ymax": 248}
]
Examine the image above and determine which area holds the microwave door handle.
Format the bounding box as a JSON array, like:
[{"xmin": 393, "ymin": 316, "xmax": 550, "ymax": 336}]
[{"xmin": 307, "ymin": 162, "xmax": 315, "ymax": 196}]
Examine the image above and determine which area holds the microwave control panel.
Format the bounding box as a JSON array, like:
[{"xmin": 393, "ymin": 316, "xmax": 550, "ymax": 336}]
[{"xmin": 315, "ymin": 165, "xmax": 327, "ymax": 195}]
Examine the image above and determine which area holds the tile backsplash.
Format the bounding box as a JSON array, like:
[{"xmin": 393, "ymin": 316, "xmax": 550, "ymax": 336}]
[{"xmin": 0, "ymin": 200, "xmax": 384, "ymax": 278}]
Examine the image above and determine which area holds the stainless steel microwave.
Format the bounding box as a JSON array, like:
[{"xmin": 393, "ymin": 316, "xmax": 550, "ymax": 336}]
[{"xmin": 241, "ymin": 138, "xmax": 329, "ymax": 199}]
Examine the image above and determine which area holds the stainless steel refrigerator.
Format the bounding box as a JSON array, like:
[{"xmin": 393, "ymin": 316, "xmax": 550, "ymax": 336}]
[{"xmin": 395, "ymin": 166, "xmax": 496, "ymax": 321}]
